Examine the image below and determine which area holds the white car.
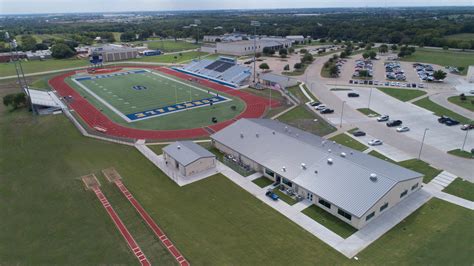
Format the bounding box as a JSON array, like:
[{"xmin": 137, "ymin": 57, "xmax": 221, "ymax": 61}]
[
  {"xmin": 377, "ymin": 115, "xmax": 389, "ymax": 122},
  {"xmin": 396, "ymin": 126, "xmax": 410, "ymax": 132},
  {"xmin": 315, "ymin": 104, "xmax": 327, "ymax": 110},
  {"xmin": 368, "ymin": 139, "xmax": 383, "ymax": 146}
]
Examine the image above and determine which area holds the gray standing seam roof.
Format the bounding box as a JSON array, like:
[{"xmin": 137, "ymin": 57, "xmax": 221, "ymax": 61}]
[
  {"xmin": 163, "ymin": 141, "xmax": 215, "ymax": 166},
  {"xmin": 260, "ymin": 73, "xmax": 296, "ymax": 85},
  {"xmin": 210, "ymin": 119, "xmax": 423, "ymax": 218}
]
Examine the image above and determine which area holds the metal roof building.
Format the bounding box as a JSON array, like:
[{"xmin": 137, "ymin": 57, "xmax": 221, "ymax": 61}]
[
  {"xmin": 211, "ymin": 119, "xmax": 423, "ymax": 229},
  {"xmin": 163, "ymin": 141, "xmax": 216, "ymax": 177},
  {"xmin": 259, "ymin": 73, "xmax": 299, "ymax": 89}
]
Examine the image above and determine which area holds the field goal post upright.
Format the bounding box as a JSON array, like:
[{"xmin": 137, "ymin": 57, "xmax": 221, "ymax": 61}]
[{"xmin": 4, "ymin": 32, "xmax": 35, "ymax": 114}]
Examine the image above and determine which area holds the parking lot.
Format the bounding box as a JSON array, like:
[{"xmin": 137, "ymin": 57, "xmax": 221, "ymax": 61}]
[{"xmin": 330, "ymin": 88, "xmax": 474, "ymax": 153}]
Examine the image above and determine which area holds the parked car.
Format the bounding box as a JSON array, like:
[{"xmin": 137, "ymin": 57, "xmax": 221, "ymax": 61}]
[
  {"xmin": 349, "ymin": 80, "xmax": 354, "ymax": 84},
  {"xmin": 418, "ymin": 83, "xmax": 424, "ymax": 88},
  {"xmin": 265, "ymin": 190, "xmax": 279, "ymax": 201},
  {"xmin": 396, "ymin": 126, "xmax": 410, "ymax": 132},
  {"xmin": 310, "ymin": 101, "xmax": 322, "ymax": 107},
  {"xmin": 387, "ymin": 120, "xmax": 403, "ymax": 127},
  {"xmin": 348, "ymin": 92, "xmax": 360, "ymax": 97},
  {"xmin": 315, "ymin": 104, "xmax": 327, "ymax": 110},
  {"xmin": 461, "ymin": 124, "xmax": 474, "ymax": 131},
  {"xmin": 445, "ymin": 119, "xmax": 460, "ymax": 126},
  {"xmin": 368, "ymin": 139, "xmax": 383, "ymax": 146},
  {"xmin": 352, "ymin": 130, "xmax": 366, "ymax": 137},
  {"xmin": 469, "ymin": 90, "xmax": 474, "ymax": 95},
  {"xmin": 377, "ymin": 115, "xmax": 389, "ymax": 122},
  {"xmin": 320, "ymin": 108, "xmax": 335, "ymax": 114}
]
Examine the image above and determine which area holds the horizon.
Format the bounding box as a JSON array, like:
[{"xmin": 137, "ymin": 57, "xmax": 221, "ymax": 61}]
[{"xmin": 1, "ymin": 0, "xmax": 473, "ymax": 15}]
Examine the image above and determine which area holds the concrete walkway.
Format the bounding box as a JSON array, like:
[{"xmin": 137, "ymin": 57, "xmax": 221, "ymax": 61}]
[{"xmin": 423, "ymin": 184, "xmax": 474, "ymax": 210}]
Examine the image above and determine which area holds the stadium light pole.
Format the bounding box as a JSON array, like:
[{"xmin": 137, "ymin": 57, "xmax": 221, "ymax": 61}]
[
  {"xmin": 461, "ymin": 120, "xmax": 471, "ymax": 151},
  {"xmin": 368, "ymin": 87, "xmax": 373, "ymax": 109},
  {"xmin": 418, "ymin": 128, "xmax": 429, "ymax": 159},
  {"xmin": 251, "ymin": 20, "xmax": 260, "ymax": 84},
  {"xmin": 192, "ymin": 19, "xmax": 201, "ymax": 60}
]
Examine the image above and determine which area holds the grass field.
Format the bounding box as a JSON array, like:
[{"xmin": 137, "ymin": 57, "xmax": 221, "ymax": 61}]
[
  {"xmin": 397, "ymin": 159, "xmax": 442, "ymax": 183},
  {"xmin": 368, "ymin": 150, "xmax": 396, "ymax": 163},
  {"xmin": 302, "ymin": 205, "xmax": 357, "ymax": 239},
  {"xmin": 448, "ymin": 149, "xmax": 474, "ymax": 159},
  {"xmin": 329, "ymin": 133, "xmax": 368, "ymax": 152},
  {"xmin": 2, "ymin": 104, "xmax": 474, "ymax": 264},
  {"xmin": 444, "ymin": 33, "xmax": 474, "ymax": 41},
  {"xmin": 277, "ymin": 105, "xmax": 336, "ymax": 136},
  {"xmin": 413, "ymin": 96, "xmax": 471, "ymax": 124},
  {"xmin": 0, "ymin": 59, "xmax": 89, "ymax": 77},
  {"xmin": 141, "ymin": 40, "xmax": 199, "ymax": 52},
  {"xmin": 448, "ymin": 95, "xmax": 474, "ymax": 112},
  {"xmin": 443, "ymin": 178, "xmax": 474, "ymax": 201},
  {"xmin": 68, "ymin": 69, "xmax": 245, "ymax": 130},
  {"xmin": 401, "ymin": 48, "xmax": 474, "ymax": 75},
  {"xmin": 357, "ymin": 108, "xmax": 380, "ymax": 116},
  {"xmin": 377, "ymin": 87, "xmax": 427, "ymax": 102}
]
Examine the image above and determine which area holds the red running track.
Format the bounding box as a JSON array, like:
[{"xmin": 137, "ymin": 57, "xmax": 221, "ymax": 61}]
[
  {"xmin": 114, "ymin": 179, "xmax": 190, "ymax": 266},
  {"xmin": 49, "ymin": 66, "xmax": 279, "ymax": 140},
  {"xmin": 91, "ymin": 186, "xmax": 151, "ymax": 266}
]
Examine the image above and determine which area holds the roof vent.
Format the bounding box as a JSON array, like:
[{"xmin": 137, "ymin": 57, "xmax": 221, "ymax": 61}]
[
  {"xmin": 340, "ymin": 152, "xmax": 346, "ymax": 158},
  {"xmin": 327, "ymin": 158, "xmax": 333, "ymax": 165},
  {"xmin": 284, "ymin": 126, "xmax": 288, "ymax": 131},
  {"xmin": 333, "ymin": 141, "xmax": 337, "ymax": 144},
  {"xmin": 240, "ymin": 132, "xmax": 244, "ymax": 138},
  {"xmin": 282, "ymin": 166, "xmax": 286, "ymax": 172},
  {"xmin": 328, "ymin": 149, "xmax": 332, "ymax": 153},
  {"xmin": 296, "ymin": 133, "xmax": 299, "ymax": 137},
  {"xmin": 370, "ymin": 173, "xmax": 378, "ymax": 182},
  {"xmin": 272, "ymin": 131, "xmax": 276, "ymax": 135},
  {"xmin": 314, "ymin": 170, "xmax": 318, "ymax": 174},
  {"xmin": 301, "ymin": 163, "xmax": 306, "ymax": 169},
  {"xmin": 177, "ymin": 145, "xmax": 181, "ymax": 150},
  {"xmin": 256, "ymin": 133, "xmax": 259, "ymax": 138}
]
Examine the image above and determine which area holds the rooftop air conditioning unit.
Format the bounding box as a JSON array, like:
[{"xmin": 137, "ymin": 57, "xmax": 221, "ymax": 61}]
[
  {"xmin": 282, "ymin": 166, "xmax": 286, "ymax": 172},
  {"xmin": 301, "ymin": 163, "xmax": 306, "ymax": 169},
  {"xmin": 327, "ymin": 158, "xmax": 333, "ymax": 165},
  {"xmin": 177, "ymin": 145, "xmax": 181, "ymax": 150},
  {"xmin": 240, "ymin": 133, "xmax": 244, "ymax": 138},
  {"xmin": 370, "ymin": 173, "xmax": 378, "ymax": 182}
]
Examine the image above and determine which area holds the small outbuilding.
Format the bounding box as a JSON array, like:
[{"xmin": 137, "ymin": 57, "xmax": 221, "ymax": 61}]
[
  {"xmin": 259, "ymin": 73, "xmax": 298, "ymax": 89},
  {"xmin": 163, "ymin": 141, "xmax": 216, "ymax": 177}
]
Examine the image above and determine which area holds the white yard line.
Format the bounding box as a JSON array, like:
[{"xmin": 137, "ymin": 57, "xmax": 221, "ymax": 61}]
[{"xmin": 72, "ymin": 78, "xmax": 133, "ymax": 123}]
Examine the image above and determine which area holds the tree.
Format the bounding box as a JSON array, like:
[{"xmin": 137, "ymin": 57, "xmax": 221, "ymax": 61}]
[
  {"xmin": 340, "ymin": 51, "xmax": 348, "ymax": 58},
  {"xmin": 300, "ymin": 48, "xmax": 307, "ymax": 54},
  {"xmin": 294, "ymin": 63, "xmax": 303, "ymax": 69},
  {"xmin": 288, "ymin": 47, "xmax": 295, "ymax": 54},
  {"xmin": 35, "ymin": 43, "xmax": 49, "ymax": 51},
  {"xmin": 302, "ymin": 52, "xmax": 313, "ymax": 63},
  {"xmin": 255, "ymin": 52, "xmax": 262, "ymax": 58},
  {"xmin": 120, "ymin": 31, "xmax": 136, "ymax": 42},
  {"xmin": 362, "ymin": 52, "xmax": 370, "ymax": 59},
  {"xmin": 369, "ymin": 51, "xmax": 377, "ymax": 59},
  {"xmin": 20, "ymin": 35, "xmax": 37, "ymax": 51},
  {"xmin": 259, "ymin": 63, "xmax": 270, "ymax": 70},
  {"xmin": 279, "ymin": 48, "xmax": 288, "ymax": 57},
  {"xmin": 443, "ymin": 46, "xmax": 449, "ymax": 50},
  {"xmin": 329, "ymin": 65, "xmax": 339, "ymax": 77},
  {"xmin": 262, "ymin": 47, "xmax": 275, "ymax": 55},
  {"xmin": 391, "ymin": 44, "xmax": 398, "ymax": 51},
  {"xmin": 359, "ymin": 70, "xmax": 369, "ymax": 77},
  {"xmin": 460, "ymin": 93, "xmax": 467, "ymax": 101},
  {"xmin": 3, "ymin": 92, "xmax": 26, "ymax": 109},
  {"xmin": 459, "ymin": 41, "xmax": 471, "ymax": 51},
  {"xmin": 51, "ymin": 43, "xmax": 75, "ymax": 59},
  {"xmin": 378, "ymin": 44, "xmax": 388, "ymax": 54},
  {"xmin": 433, "ymin": 70, "xmax": 447, "ymax": 81},
  {"xmin": 283, "ymin": 64, "xmax": 290, "ymax": 71}
]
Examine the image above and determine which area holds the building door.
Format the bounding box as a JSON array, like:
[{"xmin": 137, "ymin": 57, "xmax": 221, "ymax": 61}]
[{"xmin": 275, "ymin": 174, "xmax": 281, "ymax": 184}]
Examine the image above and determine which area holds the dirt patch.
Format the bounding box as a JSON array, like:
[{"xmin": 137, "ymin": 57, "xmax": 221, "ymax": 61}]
[
  {"xmin": 81, "ymin": 174, "xmax": 100, "ymax": 190},
  {"xmin": 102, "ymin": 167, "xmax": 122, "ymax": 183}
]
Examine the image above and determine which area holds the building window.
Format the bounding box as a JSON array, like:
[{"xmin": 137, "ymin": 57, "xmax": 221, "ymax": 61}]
[
  {"xmin": 307, "ymin": 192, "xmax": 313, "ymax": 201},
  {"xmin": 318, "ymin": 198, "xmax": 331, "ymax": 209},
  {"xmin": 411, "ymin": 183, "xmax": 419, "ymax": 190},
  {"xmin": 366, "ymin": 212, "xmax": 375, "ymax": 221},
  {"xmin": 264, "ymin": 168, "xmax": 274, "ymax": 177},
  {"xmin": 282, "ymin": 178, "xmax": 292, "ymax": 187},
  {"xmin": 338, "ymin": 209, "xmax": 352, "ymax": 220},
  {"xmin": 380, "ymin": 202, "xmax": 388, "ymax": 212},
  {"xmin": 400, "ymin": 190, "xmax": 408, "ymax": 198}
]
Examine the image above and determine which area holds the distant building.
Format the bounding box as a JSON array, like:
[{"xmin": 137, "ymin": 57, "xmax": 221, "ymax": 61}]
[
  {"xmin": 259, "ymin": 73, "xmax": 298, "ymax": 89},
  {"xmin": 88, "ymin": 44, "xmax": 147, "ymax": 62},
  {"xmin": 163, "ymin": 141, "xmax": 216, "ymax": 177},
  {"xmin": 211, "ymin": 119, "xmax": 423, "ymax": 229},
  {"xmin": 201, "ymin": 37, "xmax": 292, "ymax": 56},
  {"xmin": 286, "ymin": 35, "xmax": 306, "ymax": 44},
  {"xmin": 0, "ymin": 52, "xmax": 26, "ymax": 63},
  {"xmin": 26, "ymin": 50, "xmax": 52, "ymax": 60}
]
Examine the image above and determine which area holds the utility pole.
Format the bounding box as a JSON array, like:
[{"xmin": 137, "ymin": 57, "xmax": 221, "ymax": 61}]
[
  {"xmin": 368, "ymin": 87, "xmax": 373, "ymax": 109},
  {"xmin": 4, "ymin": 31, "xmax": 34, "ymax": 113},
  {"xmin": 461, "ymin": 121, "xmax": 471, "ymax": 151},
  {"xmin": 251, "ymin": 20, "xmax": 260, "ymax": 84},
  {"xmin": 418, "ymin": 128, "xmax": 429, "ymax": 159}
]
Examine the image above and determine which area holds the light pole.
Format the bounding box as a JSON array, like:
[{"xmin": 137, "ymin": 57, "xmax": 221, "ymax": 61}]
[
  {"xmin": 340, "ymin": 101, "xmax": 346, "ymax": 128},
  {"xmin": 461, "ymin": 122, "xmax": 471, "ymax": 151},
  {"xmin": 192, "ymin": 19, "xmax": 201, "ymax": 60},
  {"xmin": 251, "ymin": 20, "xmax": 260, "ymax": 84},
  {"xmin": 368, "ymin": 87, "xmax": 373, "ymax": 109},
  {"xmin": 418, "ymin": 128, "xmax": 429, "ymax": 159}
]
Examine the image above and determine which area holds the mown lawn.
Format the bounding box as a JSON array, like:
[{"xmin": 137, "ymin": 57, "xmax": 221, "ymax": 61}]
[
  {"xmin": 448, "ymin": 95, "xmax": 474, "ymax": 112},
  {"xmin": 401, "ymin": 48, "xmax": 474, "ymax": 75},
  {"xmin": 252, "ymin": 177, "xmax": 274, "ymax": 188},
  {"xmin": 377, "ymin": 87, "xmax": 427, "ymax": 102},
  {"xmin": 329, "ymin": 133, "xmax": 368, "ymax": 152},
  {"xmin": 0, "ymin": 59, "xmax": 89, "ymax": 77},
  {"xmin": 302, "ymin": 205, "xmax": 357, "ymax": 239},
  {"xmin": 413, "ymin": 97, "xmax": 471, "ymax": 124},
  {"xmin": 357, "ymin": 108, "xmax": 380, "ymax": 116},
  {"xmin": 141, "ymin": 40, "xmax": 199, "ymax": 52},
  {"xmin": 448, "ymin": 149, "xmax": 474, "ymax": 159},
  {"xmin": 277, "ymin": 105, "xmax": 336, "ymax": 137},
  {"xmin": 368, "ymin": 150, "xmax": 396, "ymax": 163},
  {"xmin": 397, "ymin": 159, "xmax": 442, "ymax": 183},
  {"xmin": 443, "ymin": 178, "xmax": 474, "ymax": 201}
]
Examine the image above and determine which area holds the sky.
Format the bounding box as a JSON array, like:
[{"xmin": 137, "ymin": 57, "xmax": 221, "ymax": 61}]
[{"xmin": 0, "ymin": 0, "xmax": 473, "ymax": 15}]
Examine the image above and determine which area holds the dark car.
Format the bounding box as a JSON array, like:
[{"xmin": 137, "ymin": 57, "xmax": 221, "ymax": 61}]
[
  {"xmin": 386, "ymin": 120, "xmax": 402, "ymax": 127},
  {"xmin": 349, "ymin": 80, "xmax": 354, "ymax": 84},
  {"xmin": 310, "ymin": 101, "xmax": 322, "ymax": 106},
  {"xmin": 320, "ymin": 108, "xmax": 335, "ymax": 114},
  {"xmin": 352, "ymin": 130, "xmax": 366, "ymax": 137},
  {"xmin": 265, "ymin": 190, "xmax": 279, "ymax": 201},
  {"xmin": 445, "ymin": 119, "xmax": 460, "ymax": 126},
  {"xmin": 348, "ymin": 92, "xmax": 360, "ymax": 97},
  {"xmin": 438, "ymin": 116, "xmax": 450, "ymax": 124}
]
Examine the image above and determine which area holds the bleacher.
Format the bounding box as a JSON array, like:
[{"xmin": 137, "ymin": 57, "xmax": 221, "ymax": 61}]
[{"xmin": 174, "ymin": 57, "xmax": 251, "ymax": 88}]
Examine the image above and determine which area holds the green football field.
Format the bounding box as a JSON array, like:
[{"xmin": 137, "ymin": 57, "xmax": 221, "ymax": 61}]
[{"xmin": 68, "ymin": 69, "xmax": 245, "ymax": 130}]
